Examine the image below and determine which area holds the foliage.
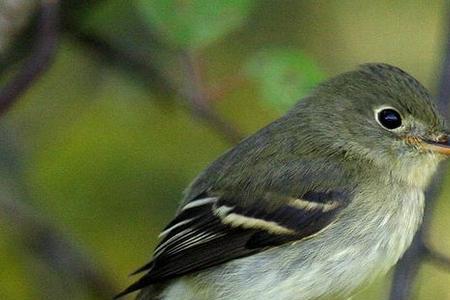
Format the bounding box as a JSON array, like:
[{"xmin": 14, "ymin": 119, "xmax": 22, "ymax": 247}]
[
  {"xmin": 246, "ymin": 48, "xmax": 324, "ymax": 111},
  {"xmin": 0, "ymin": 1, "xmax": 449, "ymax": 300},
  {"xmin": 136, "ymin": 0, "xmax": 255, "ymax": 50}
]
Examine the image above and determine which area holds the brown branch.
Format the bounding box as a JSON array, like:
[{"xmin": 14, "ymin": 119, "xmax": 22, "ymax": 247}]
[
  {"xmin": 0, "ymin": 0, "xmax": 119, "ymax": 298},
  {"xmin": 389, "ymin": 5, "xmax": 450, "ymax": 299},
  {"xmin": 64, "ymin": 25, "xmax": 175, "ymax": 98},
  {"xmin": 180, "ymin": 51, "xmax": 243, "ymax": 144},
  {"xmin": 388, "ymin": 165, "xmax": 447, "ymax": 299},
  {"xmin": 64, "ymin": 27, "xmax": 244, "ymax": 145},
  {"xmin": 0, "ymin": 0, "xmax": 59, "ymax": 114},
  {"xmin": 425, "ymin": 245, "xmax": 450, "ymax": 271},
  {"xmin": 206, "ymin": 75, "xmax": 248, "ymax": 103},
  {"xmin": 0, "ymin": 194, "xmax": 117, "ymax": 299}
]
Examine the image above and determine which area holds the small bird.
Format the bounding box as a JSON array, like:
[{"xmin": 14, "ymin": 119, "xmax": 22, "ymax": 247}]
[{"xmin": 117, "ymin": 63, "xmax": 450, "ymax": 300}]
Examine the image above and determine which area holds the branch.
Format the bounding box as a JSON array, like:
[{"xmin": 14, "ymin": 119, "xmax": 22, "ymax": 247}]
[
  {"xmin": 0, "ymin": 194, "xmax": 117, "ymax": 299},
  {"xmin": 180, "ymin": 51, "xmax": 243, "ymax": 144},
  {"xmin": 388, "ymin": 6, "xmax": 450, "ymax": 299},
  {"xmin": 64, "ymin": 27, "xmax": 244, "ymax": 145},
  {"xmin": 425, "ymin": 245, "xmax": 450, "ymax": 271},
  {"xmin": 0, "ymin": 0, "xmax": 59, "ymax": 115},
  {"xmin": 0, "ymin": 0, "xmax": 38, "ymax": 69},
  {"xmin": 64, "ymin": 25, "xmax": 175, "ymax": 98},
  {"xmin": 0, "ymin": 0, "xmax": 119, "ymax": 298},
  {"xmin": 388, "ymin": 165, "xmax": 447, "ymax": 299}
]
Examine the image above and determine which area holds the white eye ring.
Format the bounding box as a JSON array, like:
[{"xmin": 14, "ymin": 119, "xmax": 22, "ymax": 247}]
[{"xmin": 374, "ymin": 106, "xmax": 403, "ymax": 130}]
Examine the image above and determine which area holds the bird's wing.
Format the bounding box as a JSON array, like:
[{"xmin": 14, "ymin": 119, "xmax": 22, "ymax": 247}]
[{"xmin": 116, "ymin": 189, "xmax": 350, "ymax": 298}]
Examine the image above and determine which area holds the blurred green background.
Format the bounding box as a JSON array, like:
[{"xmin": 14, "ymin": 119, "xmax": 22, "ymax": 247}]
[{"xmin": 1, "ymin": 1, "xmax": 450, "ymax": 299}]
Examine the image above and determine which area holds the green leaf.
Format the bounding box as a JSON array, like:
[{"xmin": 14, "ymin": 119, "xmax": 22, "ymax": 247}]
[
  {"xmin": 136, "ymin": 0, "xmax": 254, "ymax": 49},
  {"xmin": 246, "ymin": 48, "xmax": 325, "ymax": 111}
]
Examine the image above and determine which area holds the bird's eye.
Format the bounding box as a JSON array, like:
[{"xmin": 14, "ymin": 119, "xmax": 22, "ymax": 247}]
[{"xmin": 376, "ymin": 108, "xmax": 402, "ymax": 130}]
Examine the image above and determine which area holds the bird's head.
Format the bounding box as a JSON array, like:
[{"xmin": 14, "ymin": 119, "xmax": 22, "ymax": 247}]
[{"xmin": 290, "ymin": 63, "xmax": 449, "ymax": 187}]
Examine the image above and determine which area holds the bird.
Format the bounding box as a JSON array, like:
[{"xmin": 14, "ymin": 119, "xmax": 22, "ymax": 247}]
[{"xmin": 116, "ymin": 63, "xmax": 450, "ymax": 300}]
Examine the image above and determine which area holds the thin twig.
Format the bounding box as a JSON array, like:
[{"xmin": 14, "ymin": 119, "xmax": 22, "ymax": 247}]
[
  {"xmin": 425, "ymin": 245, "xmax": 450, "ymax": 271},
  {"xmin": 206, "ymin": 75, "xmax": 248, "ymax": 103},
  {"xmin": 0, "ymin": 194, "xmax": 117, "ymax": 299},
  {"xmin": 64, "ymin": 27, "xmax": 244, "ymax": 145},
  {"xmin": 180, "ymin": 51, "xmax": 243, "ymax": 144},
  {"xmin": 388, "ymin": 5, "xmax": 450, "ymax": 299},
  {"xmin": 64, "ymin": 25, "xmax": 175, "ymax": 98},
  {"xmin": 388, "ymin": 166, "xmax": 447, "ymax": 299},
  {"xmin": 0, "ymin": 0, "xmax": 59, "ymax": 114},
  {"xmin": 0, "ymin": 0, "xmax": 119, "ymax": 298}
]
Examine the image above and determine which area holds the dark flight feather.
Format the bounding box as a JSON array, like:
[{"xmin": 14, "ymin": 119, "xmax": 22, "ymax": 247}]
[{"xmin": 115, "ymin": 190, "xmax": 349, "ymax": 298}]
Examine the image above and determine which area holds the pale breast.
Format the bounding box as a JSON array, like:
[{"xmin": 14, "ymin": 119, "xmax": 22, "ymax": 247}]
[
  {"xmin": 246, "ymin": 185, "xmax": 425, "ymax": 300},
  {"xmin": 300, "ymin": 185, "xmax": 426, "ymax": 299},
  {"xmin": 161, "ymin": 186, "xmax": 425, "ymax": 300},
  {"xmin": 377, "ymin": 187, "xmax": 425, "ymax": 270}
]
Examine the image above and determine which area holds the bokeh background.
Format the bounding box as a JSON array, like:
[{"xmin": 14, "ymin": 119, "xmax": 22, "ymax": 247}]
[{"xmin": 1, "ymin": 1, "xmax": 450, "ymax": 299}]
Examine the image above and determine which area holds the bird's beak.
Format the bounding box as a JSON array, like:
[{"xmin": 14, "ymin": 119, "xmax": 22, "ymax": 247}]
[{"xmin": 422, "ymin": 134, "xmax": 450, "ymax": 155}]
